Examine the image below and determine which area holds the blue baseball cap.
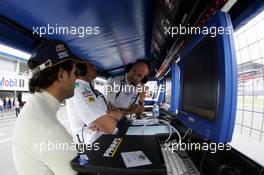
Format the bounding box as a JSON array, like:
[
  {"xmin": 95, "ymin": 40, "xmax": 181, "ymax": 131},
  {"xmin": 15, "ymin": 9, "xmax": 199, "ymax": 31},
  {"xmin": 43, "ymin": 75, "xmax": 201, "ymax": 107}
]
[{"xmin": 28, "ymin": 39, "xmax": 86, "ymax": 74}]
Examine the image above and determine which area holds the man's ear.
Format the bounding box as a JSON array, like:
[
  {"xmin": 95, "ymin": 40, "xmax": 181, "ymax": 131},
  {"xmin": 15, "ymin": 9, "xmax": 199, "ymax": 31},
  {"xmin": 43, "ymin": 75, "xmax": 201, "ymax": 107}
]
[{"xmin": 57, "ymin": 68, "xmax": 67, "ymax": 83}]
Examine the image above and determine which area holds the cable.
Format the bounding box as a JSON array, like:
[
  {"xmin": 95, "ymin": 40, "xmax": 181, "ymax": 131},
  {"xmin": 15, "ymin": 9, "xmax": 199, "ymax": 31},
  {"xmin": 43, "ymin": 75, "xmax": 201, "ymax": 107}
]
[
  {"xmin": 199, "ymin": 148, "xmax": 208, "ymax": 175},
  {"xmin": 160, "ymin": 119, "xmax": 181, "ymax": 143},
  {"xmin": 182, "ymin": 128, "xmax": 191, "ymax": 141},
  {"xmin": 217, "ymin": 165, "xmax": 229, "ymax": 175},
  {"xmin": 75, "ymin": 125, "xmax": 87, "ymax": 153},
  {"xmin": 141, "ymin": 119, "xmax": 182, "ymax": 144},
  {"xmin": 258, "ymin": 167, "xmax": 264, "ymax": 175},
  {"xmin": 167, "ymin": 124, "xmax": 172, "ymax": 142},
  {"xmin": 81, "ymin": 124, "xmax": 87, "ymax": 143}
]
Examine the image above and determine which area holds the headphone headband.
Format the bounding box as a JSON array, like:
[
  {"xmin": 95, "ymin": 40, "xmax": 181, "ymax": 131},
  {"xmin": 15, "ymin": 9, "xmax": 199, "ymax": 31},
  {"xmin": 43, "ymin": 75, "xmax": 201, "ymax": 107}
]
[{"xmin": 76, "ymin": 63, "xmax": 87, "ymax": 77}]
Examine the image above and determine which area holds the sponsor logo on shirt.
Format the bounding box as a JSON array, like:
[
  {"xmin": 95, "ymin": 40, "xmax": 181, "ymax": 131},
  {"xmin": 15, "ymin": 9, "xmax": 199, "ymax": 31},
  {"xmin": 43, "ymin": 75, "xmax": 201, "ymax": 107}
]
[
  {"xmin": 87, "ymin": 96, "xmax": 95, "ymax": 103},
  {"xmin": 82, "ymin": 90, "xmax": 93, "ymax": 97},
  {"xmin": 107, "ymin": 86, "xmax": 113, "ymax": 93}
]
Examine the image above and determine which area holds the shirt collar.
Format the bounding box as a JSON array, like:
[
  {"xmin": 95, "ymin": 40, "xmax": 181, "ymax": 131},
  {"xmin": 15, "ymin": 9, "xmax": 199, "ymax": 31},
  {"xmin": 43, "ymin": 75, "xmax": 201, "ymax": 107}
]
[
  {"xmin": 36, "ymin": 91, "xmax": 61, "ymax": 113},
  {"xmin": 76, "ymin": 79, "xmax": 98, "ymax": 96},
  {"xmin": 76, "ymin": 79, "xmax": 90, "ymax": 86},
  {"xmin": 76, "ymin": 79, "xmax": 94, "ymax": 91}
]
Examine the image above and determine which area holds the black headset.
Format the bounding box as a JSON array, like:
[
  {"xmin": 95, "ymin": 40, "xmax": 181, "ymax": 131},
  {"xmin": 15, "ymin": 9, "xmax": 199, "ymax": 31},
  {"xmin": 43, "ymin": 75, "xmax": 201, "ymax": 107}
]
[
  {"xmin": 76, "ymin": 63, "xmax": 87, "ymax": 77},
  {"xmin": 125, "ymin": 59, "xmax": 150, "ymax": 84}
]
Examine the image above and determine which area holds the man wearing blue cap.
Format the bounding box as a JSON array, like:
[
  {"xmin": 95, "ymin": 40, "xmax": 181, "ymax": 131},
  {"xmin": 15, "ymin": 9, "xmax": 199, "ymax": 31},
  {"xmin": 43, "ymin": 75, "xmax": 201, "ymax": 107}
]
[{"xmin": 13, "ymin": 39, "xmax": 85, "ymax": 175}]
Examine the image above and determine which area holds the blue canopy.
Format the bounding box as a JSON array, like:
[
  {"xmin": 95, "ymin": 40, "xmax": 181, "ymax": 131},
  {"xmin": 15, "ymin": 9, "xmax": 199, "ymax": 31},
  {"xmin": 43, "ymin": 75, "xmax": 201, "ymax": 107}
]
[{"xmin": 0, "ymin": 0, "xmax": 153, "ymax": 72}]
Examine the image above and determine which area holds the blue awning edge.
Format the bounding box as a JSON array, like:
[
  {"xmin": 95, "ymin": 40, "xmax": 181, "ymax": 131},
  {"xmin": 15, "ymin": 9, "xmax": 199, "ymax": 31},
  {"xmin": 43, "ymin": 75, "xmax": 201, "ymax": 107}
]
[{"xmin": 233, "ymin": 0, "xmax": 264, "ymax": 31}]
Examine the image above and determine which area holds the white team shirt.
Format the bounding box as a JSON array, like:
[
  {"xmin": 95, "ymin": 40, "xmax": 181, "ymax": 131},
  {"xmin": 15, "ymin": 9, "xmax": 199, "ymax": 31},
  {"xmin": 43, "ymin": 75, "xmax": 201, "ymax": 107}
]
[
  {"xmin": 105, "ymin": 74, "xmax": 139, "ymax": 108},
  {"xmin": 66, "ymin": 79, "xmax": 107, "ymax": 144},
  {"xmin": 13, "ymin": 91, "xmax": 77, "ymax": 175}
]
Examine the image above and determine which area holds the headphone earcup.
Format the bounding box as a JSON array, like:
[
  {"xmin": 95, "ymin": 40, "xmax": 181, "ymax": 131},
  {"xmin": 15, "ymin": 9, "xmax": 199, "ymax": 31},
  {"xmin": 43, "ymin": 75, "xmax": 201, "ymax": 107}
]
[
  {"xmin": 76, "ymin": 63, "xmax": 87, "ymax": 77},
  {"xmin": 141, "ymin": 76, "xmax": 148, "ymax": 84},
  {"xmin": 125, "ymin": 63, "xmax": 133, "ymax": 73}
]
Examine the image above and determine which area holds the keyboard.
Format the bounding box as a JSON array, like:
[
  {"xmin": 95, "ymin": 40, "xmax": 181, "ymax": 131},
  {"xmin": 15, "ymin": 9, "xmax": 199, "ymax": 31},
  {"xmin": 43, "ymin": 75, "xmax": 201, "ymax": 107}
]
[{"xmin": 160, "ymin": 144, "xmax": 200, "ymax": 175}]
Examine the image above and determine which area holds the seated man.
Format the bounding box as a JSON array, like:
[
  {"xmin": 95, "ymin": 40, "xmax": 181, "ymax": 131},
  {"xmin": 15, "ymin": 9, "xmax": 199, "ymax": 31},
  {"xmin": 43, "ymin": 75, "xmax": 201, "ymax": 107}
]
[
  {"xmin": 66, "ymin": 61, "xmax": 123, "ymax": 144},
  {"xmin": 105, "ymin": 59, "xmax": 150, "ymax": 116}
]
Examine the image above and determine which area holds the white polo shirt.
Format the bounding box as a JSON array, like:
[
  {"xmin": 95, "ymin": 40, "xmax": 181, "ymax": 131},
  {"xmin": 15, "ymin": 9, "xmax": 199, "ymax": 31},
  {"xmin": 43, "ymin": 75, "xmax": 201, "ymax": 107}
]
[
  {"xmin": 66, "ymin": 79, "xmax": 107, "ymax": 144},
  {"xmin": 13, "ymin": 91, "xmax": 77, "ymax": 175},
  {"xmin": 105, "ymin": 74, "xmax": 139, "ymax": 108}
]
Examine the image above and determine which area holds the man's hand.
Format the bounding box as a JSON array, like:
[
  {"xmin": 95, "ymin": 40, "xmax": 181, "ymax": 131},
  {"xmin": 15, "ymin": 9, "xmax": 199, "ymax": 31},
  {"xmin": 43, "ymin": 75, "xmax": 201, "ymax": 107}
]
[
  {"xmin": 107, "ymin": 102, "xmax": 117, "ymax": 112},
  {"xmin": 127, "ymin": 104, "xmax": 137, "ymax": 113},
  {"xmin": 92, "ymin": 116, "xmax": 117, "ymax": 134},
  {"xmin": 139, "ymin": 85, "xmax": 148, "ymax": 104},
  {"xmin": 118, "ymin": 104, "xmax": 137, "ymax": 115},
  {"xmin": 107, "ymin": 102, "xmax": 123, "ymax": 121},
  {"xmin": 89, "ymin": 124, "xmax": 99, "ymax": 131},
  {"xmin": 108, "ymin": 110, "xmax": 123, "ymax": 120}
]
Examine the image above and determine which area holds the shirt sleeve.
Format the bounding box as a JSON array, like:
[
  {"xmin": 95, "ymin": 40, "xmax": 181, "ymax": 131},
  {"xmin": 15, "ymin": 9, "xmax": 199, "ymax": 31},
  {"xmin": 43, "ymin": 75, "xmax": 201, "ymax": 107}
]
[
  {"xmin": 40, "ymin": 125, "xmax": 78, "ymax": 175},
  {"xmin": 72, "ymin": 86, "xmax": 107, "ymax": 126}
]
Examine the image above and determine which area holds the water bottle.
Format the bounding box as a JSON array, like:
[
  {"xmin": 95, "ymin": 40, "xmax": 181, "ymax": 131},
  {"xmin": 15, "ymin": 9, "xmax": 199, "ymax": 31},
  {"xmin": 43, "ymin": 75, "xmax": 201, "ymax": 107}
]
[{"xmin": 152, "ymin": 103, "xmax": 159, "ymax": 118}]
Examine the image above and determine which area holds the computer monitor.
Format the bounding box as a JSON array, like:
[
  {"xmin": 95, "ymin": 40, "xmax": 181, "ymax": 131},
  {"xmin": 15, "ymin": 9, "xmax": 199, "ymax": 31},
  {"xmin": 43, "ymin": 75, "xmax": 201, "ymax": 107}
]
[
  {"xmin": 177, "ymin": 11, "xmax": 237, "ymax": 143},
  {"xmin": 181, "ymin": 36, "xmax": 218, "ymax": 121},
  {"xmin": 165, "ymin": 70, "xmax": 172, "ymax": 105}
]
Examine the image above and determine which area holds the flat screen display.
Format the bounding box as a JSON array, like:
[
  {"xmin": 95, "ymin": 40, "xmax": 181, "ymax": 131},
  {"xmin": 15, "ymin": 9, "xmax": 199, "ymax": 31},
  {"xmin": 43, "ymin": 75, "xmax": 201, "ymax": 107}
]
[{"xmin": 181, "ymin": 36, "xmax": 218, "ymax": 121}]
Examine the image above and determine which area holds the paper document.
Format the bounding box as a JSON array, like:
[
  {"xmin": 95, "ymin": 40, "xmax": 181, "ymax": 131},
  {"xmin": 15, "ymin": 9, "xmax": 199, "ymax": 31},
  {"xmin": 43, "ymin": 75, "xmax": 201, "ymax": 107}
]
[{"xmin": 121, "ymin": 151, "xmax": 152, "ymax": 168}]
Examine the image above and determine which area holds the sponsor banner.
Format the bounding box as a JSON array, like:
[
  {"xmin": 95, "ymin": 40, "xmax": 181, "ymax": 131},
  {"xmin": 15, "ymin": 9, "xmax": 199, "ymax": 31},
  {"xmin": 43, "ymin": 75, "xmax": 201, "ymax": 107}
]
[{"xmin": 0, "ymin": 74, "xmax": 29, "ymax": 91}]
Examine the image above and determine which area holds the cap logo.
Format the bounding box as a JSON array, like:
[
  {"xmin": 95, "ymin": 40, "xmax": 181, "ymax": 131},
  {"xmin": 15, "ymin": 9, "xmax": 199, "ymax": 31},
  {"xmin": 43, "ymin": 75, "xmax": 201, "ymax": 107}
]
[
  {"xmin": 56, "ymin": 44, "xmax": 66, "ymax": 52},
  {"xmin": 31, "ymin": 59, "xmax": 52, "ymax": 74},
  {"xmin": 58, "ymin": 51, "xmax": 69, "ymax": 59}
]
